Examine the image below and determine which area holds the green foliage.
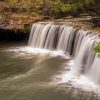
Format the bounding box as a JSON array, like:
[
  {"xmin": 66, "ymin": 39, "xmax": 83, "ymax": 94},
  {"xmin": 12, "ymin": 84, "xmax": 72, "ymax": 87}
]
[
  {"xmin": 94, "ymin": 43, "xmax": 100, "ymax": 58},
  {"xmin": 1, "ymin": 0, "xmax": 95, "ymax": 17},
  {"xmin": 49, "ymin": 0, "xmax": 95, "ymax": 17},
  {"xmin": 50, "ymin": 0, "xmax": 64, "ymax": 17},
  {"xmin": 50, "ymin": 0, "xmax": 79, "ymax": 17}
]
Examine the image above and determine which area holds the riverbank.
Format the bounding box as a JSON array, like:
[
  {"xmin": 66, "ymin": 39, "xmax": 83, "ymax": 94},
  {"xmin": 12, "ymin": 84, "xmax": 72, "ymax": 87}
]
[
  {"xmin": 0, "ymin": 13, "xmax": 100, "ymax": 33},
  {"xmin": 0, "ymin": 15, "xmax": 100, "ymax": 43}
]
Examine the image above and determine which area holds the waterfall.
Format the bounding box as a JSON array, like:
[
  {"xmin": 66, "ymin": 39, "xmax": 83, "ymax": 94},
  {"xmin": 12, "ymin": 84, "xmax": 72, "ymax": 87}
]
[
  {"xmin": 28, "ymin": 22, "xmax": 100, "ymax": 85},
  {"xmin": 87, "ymin": 55, "xmax": 100, "ymax": 84},
  {"xmin": 72, "ymin": 35, "xmax": 96, "ymax": 74},
  {"xmin": 57, "ymin": 26, "xmax": 76, "ymax": 53}
]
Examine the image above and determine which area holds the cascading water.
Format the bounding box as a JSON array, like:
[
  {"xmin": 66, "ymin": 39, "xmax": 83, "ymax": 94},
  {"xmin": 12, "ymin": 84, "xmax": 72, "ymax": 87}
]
[
  {"xmin": 72, "ymin": 35, "xmax": 96, "ymax": 74},
  {"xmin": 28, "ymin": 22, "xmax": 100, "ymax": 86},
  {"xmin": 87, "ymin": 55, "xmax": 100, "ymax": 84}
]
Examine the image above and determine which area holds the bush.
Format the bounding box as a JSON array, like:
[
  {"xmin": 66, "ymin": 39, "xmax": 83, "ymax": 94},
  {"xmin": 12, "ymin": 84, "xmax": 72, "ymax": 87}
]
[
  {"xmin": 94, "ymin": 43, "xmax": 100, "ymax": 58},
  {"xmin": 94, "ymin": 43, "xmax": 100, "ymax": 52},
  {"xmin": 49, "ymin": 0, "xmax": 78, "ymax": 17}
]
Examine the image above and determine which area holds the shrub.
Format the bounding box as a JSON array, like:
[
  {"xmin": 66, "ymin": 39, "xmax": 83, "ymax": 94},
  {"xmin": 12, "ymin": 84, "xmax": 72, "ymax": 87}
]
[{"xmin": 94, "ymin": 43, "xmax": 100, "ymax": 58}]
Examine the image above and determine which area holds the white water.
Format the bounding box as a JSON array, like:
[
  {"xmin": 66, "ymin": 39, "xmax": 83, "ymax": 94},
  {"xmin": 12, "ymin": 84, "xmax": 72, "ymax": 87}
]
[
  {"xmin": 7, "ymin": 47, "xmax": 69, "ymax": 58},
  {"xmin": 72, "ymin": 35, "xmax": 96, "ymax": 74},
  {"xmin": 87, "ymin": 55, "xmax": 100, "ymax": 85}
]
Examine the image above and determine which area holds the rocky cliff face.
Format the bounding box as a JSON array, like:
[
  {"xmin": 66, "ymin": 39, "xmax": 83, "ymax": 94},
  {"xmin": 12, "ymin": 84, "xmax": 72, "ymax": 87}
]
[{"xmin": 95, "ymin": 0, "xmax": 100, "ymax": 5}]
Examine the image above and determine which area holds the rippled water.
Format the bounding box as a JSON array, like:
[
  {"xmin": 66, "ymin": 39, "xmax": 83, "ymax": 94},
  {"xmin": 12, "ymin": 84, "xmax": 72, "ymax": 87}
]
[{"xmin": 0, "ymin": 43, "xmax": 99, "ymax": 100}]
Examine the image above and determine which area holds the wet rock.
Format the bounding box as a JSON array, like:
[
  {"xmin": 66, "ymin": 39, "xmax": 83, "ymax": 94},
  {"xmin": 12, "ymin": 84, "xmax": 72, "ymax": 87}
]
[{"xmin": 0, "ymin": 28, "xmax": 29, "ymax": 41}]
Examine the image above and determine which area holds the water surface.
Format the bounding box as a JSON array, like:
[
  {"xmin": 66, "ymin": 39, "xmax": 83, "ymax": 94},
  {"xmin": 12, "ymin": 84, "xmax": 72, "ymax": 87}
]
[{"xmin": 0, "ymin": 43, "xmax": 99, "ymax": 100}]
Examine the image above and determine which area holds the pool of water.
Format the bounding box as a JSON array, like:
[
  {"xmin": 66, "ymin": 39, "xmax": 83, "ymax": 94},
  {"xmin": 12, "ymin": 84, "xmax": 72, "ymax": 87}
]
[{"xmin": 0, "ymin": 43, "xmax": 99, "ymax": 100}]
